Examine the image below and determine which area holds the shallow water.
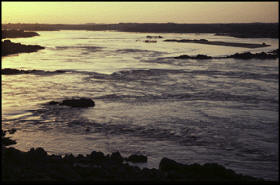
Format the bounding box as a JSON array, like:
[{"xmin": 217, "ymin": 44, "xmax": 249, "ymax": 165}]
[{"xmin": 2, "ymin": 30, "xmax": 279, "ymax": 180}]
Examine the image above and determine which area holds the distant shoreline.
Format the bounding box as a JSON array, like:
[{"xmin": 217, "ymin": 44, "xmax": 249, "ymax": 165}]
[{"xmin": 2, "ymin": 23, "xmax": 278, "ymax": 38}]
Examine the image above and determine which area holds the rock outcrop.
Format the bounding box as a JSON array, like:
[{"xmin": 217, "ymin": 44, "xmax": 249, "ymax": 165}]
[
  {"xmin": 2, "ymin": 40, "xmax": 44, "ymax": 57},
  {"xmin": 174, "ymin": 54, "xmax": 212, "ymax": 60},
  {"xmin": 2, "ymin": 29, "xmax": 39, "ymax": 39},
  {"xmin": 48, "ymin": 98, "xmax": 95, "ymax": 108}
]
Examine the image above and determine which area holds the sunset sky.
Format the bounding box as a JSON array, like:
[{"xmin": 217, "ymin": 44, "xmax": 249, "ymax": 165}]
[{"xmin": 2, "ymin": 2, "xmax": 279, "ymax": 24}]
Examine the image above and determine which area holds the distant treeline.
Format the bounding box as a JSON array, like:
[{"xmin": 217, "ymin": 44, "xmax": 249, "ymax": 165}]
[{"xmin": 2, "ymin": 23, "xmax": 278, "ymax": 38}]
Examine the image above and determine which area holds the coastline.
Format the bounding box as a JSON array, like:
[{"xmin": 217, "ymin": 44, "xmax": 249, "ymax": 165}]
[
  {"xmin": 1, "ymin": 29, "xmax": 278, "ymax": 183},
  {"xmin": 2, "ymin": 130, "xmax": 269, "ymax": 182}
]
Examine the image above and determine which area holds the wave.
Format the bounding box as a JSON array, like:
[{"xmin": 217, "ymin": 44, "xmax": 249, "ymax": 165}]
[
  {"xmin": 83, "ymin": 68, "xmax": 278, "ymax": 82},
  {"xmin": 93, "ymin": 91, "xmax": 278, "ymax": 104},
  {"xmin": 55, "ymin": 45, "xmax": 102, "ymax": 52}
]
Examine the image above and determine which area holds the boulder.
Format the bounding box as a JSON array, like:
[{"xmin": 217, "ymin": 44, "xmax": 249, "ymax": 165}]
[
  {"xmin": 174, "ymin": 54, "xmax": 212, "ymax": 59},
  {"xmin": 60, "ymin": 98, "xmax": 95, "ymax": 108},
  {"xmin": 159, "ymin": 158, "xmax": 184, "ymax": 172},
  {"xmin": 110, "ymin": 152, "xmax": 123, "ymax": 163},
  {"xmin": 88, "ymin": 151, "xmax": 106, "ymax": 163},
  {"xmin": 126, "ymin": 154, "xmax": 147, "ymax": 163},
  {"xmin": 48, "ymin": 98, "xmax": 95, "ymax": 108}
]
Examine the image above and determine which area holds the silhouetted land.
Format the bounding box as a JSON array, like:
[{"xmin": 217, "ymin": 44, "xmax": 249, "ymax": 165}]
[
  {"xmin": 2, "ymin": 23, "xmax": 278, "ymax": 38},
  {"xmin": 2, "ymin": 40, "xmax": 44, "ymax": 56},
  {"xmin": 164, "ymin": 39, "xmax": 270, "ymax": 48},
  {"xmin": 2, "ymin": 29, "xmax": 39, "ymax": 39},
  {"xmin": 2, "ymin": 129, "xmax": 270, "ymax": 182}
]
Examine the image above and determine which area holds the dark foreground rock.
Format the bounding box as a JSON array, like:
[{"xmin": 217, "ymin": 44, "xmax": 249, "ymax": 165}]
[
  {"xmin": 48, "ymin": 98, "xmax": 95, "ymax": 108},
  {"xmin": 2, "ymin": 130, "xmax": 273, "ymax": 182},
  {"xmin": 2, "ymin": 145, "xmax": 269, "ymax": 182},
  {"xmin": 2, "ymin": 40, "xmax": 45, "ymax": 57},
  {"xmin": 125, "ymin": 154, "xmax": 148, "ymax": 163},
  {"xmin": 2, "ymin": 29, "xmax": 39, "ymax": 39}
]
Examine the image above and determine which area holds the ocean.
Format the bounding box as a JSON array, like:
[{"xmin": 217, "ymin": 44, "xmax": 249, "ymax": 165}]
[{"xmin": 2, "ymin": 30, "xmax": 279, "ymax": 180}]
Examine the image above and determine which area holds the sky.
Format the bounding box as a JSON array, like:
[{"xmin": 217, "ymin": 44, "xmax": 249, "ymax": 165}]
[{"xmin": 1, "ymin": 2, "xmax": 279, "ymax": 24}]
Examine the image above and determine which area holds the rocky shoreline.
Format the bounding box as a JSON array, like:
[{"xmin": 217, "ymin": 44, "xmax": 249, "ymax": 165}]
[
  {"xmin": 2, "ymin": 129, "xmax": 272, "ymax": 183},
  {"xmin": 2, "ymin": 40, "xmax": 45, "ymax": 57},
  {"xmin": 2, "ymin": 29, "xmax": 39, "ymax": 39},
  {"xmin": 174, "ymin": 49, "xmax": 279, "ymax": 60}
]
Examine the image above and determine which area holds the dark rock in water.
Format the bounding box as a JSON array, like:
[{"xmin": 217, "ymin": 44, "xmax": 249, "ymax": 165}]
[
  {"xmin": 2, "ymin": 68, "xmax": 27, "ymax": 75},
  {"xmin": 159, "ymin": 158, "xmax": 184, "ymax": 171},
  {"xmin": 1, "ymin": 129, "xmax": 17, "ymax": 146},
  {"xmin": 89, "ymin": 151, "xmax": 106, "ymax": 162},
  {"xmin": 126, "ymin": 154, "xmax": 147, "ymax": 163},
  {"xmin": 268, "ymin": 49, "xmax": 279, "ymax": 55},
  {"xmin": 144, "ymin": 40, "xmax": 157, "ymax": 43},
  {"xmin": 146, "ymin": 35, "xmax": 163, "ymax": 39},
  {"xmin": 2, "ymin": 68, "xmax": 67, "ymax": 75},
  {"xmin": 7, "ymin": 128, "xmax": 17, "ymax": 134},
  {"xmin": 48, "ymin": 101, "xmax": 59, "ymax": 105},
  {"xmin": 174, "ymin": 54, "xmax": 212, "ymax": 60},
  {"xmin": 28, "ymin": 147, "xmax": 48, "ymax": 160},
  {"xmin": 2, "ymin": 137, "xmax": 17, "ymax": 146},
  {"xmin": 195, "ymin": 54, "xmax": 212, "ymax": 59},
  {"xmin": 48, "ymin": 98, "xmax": 95, "ymax": 108},
  {"xmin": 61, "ymin": 98, "xmax": 95, "ymax": 108},
  {"xmin": 174, "ymin": 55, "xmax": 191, "ymax": 59},
  {"xmin": 110, "ymin": 152, "xmax": 123, "ymax": 163},
  {"xmin": 2, "ymin": 40, "xmax": 45, "ymax": 57},
  {"xmin": 227, "ymin": 51, "xmax": 278, "ymax": 60},
  {"xmin": 2, "ymin": 29, "xmax": 39, "ymax": 39},
  {"xmin": 159, "ymin": 157, "xmax": 262, "ymax": 181}
]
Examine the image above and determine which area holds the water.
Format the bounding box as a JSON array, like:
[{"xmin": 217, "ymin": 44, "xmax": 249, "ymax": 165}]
[{"xmin": 2, "ymin": 30, "xmax": 279, "ymax": 180}]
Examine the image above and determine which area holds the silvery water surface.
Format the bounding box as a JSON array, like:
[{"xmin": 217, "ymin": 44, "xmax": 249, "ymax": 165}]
[{"xmin": 2, "ymin": 30, "xmax": 279, "ymax": 180}]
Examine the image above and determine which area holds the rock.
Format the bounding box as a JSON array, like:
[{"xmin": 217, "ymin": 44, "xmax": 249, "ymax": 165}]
[
  {"xmin": 195, "ymin": 54, "xmax": 212, "ymax": 59},
  {"xmin": 2, "ymin": 29, "xmax": 39, "ymax": 39},
  {"xmin": 174, "ymin": 55, "xmax": 191, "ymax": 59},
  {"xmin": 227, "ymin": 51, "xmax": 278, "ymax": 60},
  {"xmin": 8, "ymin": 128, "xmax": 17, "ymax": 134},
  {"xmin": 2, "ymin": 68, "xmax": 26, "ymax": 75},
  {"xmin": 48, "ymin": 101, "xmax": 59, "ymax": 105},
  {"xmin": 63, "ymin": 154, "xmax": 76, "ymax": 163},
  {"xmin": 28, "ymin": 147, "xmax": 48, "ymax": 160},
  {"xmin": 146, "ymin": 35, "xmax": 163, "ymax": 39},
  {"xmin": 110, "ymin": 152, "xmax": 123, "ymax": 163},
  {"xmin": 126, "ymin": 154, "xmax": 147, "ymax": 163},
  {"xmin": 48, "ymin": 98, "xmax": 95, "ymax": 108},
  {"xmin": 89, "ymin": 151, "xmax": 106, "ymax": 162},
  {"xmin": 159, "ymin": 157, "xmax": 184, "ymax": 172},
  {"xmin": 60, "ymin": 98, "xmax": 95, "ymax": 108},
  {"xmin": 144, "ymin": 40, "xmax": 157, "ymax": 43},
  {"xmin": 2, "ymin": 40, "xmax": 44, "ymax": 56},
  {"xmin": 174, "ymin": 54, "xmax": 212, "ymax": 60},
  {"xmin": 2, "ymin": 137, "xmax": 17, "ymax": 146}
]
